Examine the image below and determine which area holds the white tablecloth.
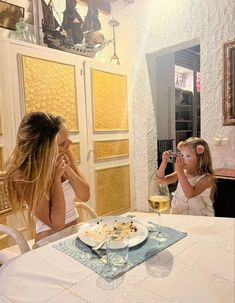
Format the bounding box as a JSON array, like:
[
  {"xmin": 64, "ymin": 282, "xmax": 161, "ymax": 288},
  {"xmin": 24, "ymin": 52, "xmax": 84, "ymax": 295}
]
[{"xmin": 0, "ymin": 213, "xmax": 234, "ymax": 303}]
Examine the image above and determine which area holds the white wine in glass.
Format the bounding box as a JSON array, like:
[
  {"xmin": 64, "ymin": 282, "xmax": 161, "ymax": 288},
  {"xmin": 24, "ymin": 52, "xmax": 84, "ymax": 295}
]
[{"xmin": 148, "ymin": 180, "xmax": 170, "ymax": 242}]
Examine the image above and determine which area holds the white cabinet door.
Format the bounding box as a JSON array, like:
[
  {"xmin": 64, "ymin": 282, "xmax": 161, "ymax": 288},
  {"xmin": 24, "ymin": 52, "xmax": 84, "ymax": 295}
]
[
  {"xmin": 0, "ymin": 37, "xmax": 89, "ymax": 183},
  {"xmin": 0, "ymin": 37, "xmax": 134, "ymax": 216},
  {"xmin": 0, "ymin": 40, "xmax": 17, "ymax": 167},
  {"xmin": 84, "ymin": 60, "xmax": 133, "ymax": 215}
]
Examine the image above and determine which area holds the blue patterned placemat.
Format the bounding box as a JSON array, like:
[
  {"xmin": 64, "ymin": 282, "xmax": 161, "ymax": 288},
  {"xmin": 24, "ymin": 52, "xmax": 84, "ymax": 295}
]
[{"xmin": 53, "ymin": 224, "xmax": 187, "ymax": 280}]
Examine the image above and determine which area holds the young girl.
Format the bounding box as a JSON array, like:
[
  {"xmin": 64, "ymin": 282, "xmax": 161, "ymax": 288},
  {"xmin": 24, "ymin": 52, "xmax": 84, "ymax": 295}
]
[
  {"xmin": 3, "ymin": 112, "xmax": 90, "ymax": 246},
  {"xmin": 156, "ymin": 137, "xmax": 215, "ymax": 216}
]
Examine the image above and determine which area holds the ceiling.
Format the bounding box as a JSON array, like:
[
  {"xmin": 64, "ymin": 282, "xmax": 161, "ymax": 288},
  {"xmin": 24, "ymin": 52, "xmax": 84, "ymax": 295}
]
[{"xmin": 79, "ymin": 0, "xmax": 134, "ymax": 14}]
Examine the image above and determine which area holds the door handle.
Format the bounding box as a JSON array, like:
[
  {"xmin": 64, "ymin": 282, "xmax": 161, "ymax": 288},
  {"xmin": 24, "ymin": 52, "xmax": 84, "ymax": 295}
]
[{"xmin": 87, "ymin": 148, "xmax": 93, "ymax": 161}]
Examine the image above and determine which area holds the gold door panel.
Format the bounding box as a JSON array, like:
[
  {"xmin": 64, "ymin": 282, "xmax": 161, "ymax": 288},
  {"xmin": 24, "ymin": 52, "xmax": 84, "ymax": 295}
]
[
  {"xmin": 21, "ymin": 55, "xmax": 79, "ymax": 132},
  {"xmin": 94, "ymin": 139, "xmax": 129, "ymax": 161},
  {"xmin": 91, "ymin": 69, "xmax": 128, "ymax": 132},
  {"xmin": 95, "ymin": 165, "xmax": 130, "ymax": 215}
]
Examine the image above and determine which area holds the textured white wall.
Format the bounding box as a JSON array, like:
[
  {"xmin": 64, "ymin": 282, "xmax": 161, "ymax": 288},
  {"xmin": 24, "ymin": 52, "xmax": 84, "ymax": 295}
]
[{"xmin": 111, "ymin": 0, "xmax": 235, "ymax": 210}]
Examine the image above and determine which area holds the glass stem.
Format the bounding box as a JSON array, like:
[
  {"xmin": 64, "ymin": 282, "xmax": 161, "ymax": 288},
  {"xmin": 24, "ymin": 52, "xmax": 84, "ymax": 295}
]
[{"xmin": 158, "ymin": 212, "xmax": 162, "ymax": 239}]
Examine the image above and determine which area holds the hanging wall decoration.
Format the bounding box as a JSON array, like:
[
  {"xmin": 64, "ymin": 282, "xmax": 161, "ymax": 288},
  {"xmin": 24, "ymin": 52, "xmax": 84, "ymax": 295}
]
[
  {"xmin": 0, "ymin": 146, "xmax": 3, "ymax": 171},
  {"xmin": 0, "ymin": 94, "xmax": 2, "ymax": 135},
  {"xmin": 223, "ymin": 39, "xmax": 235, "ymax": 125},
  {"xmin": 0, "ymin": 1, "xmax": 24, "ymax": 31},
  {"xmin": 109, "ymin": 18, "xmax": 120, "ymax": 65}
]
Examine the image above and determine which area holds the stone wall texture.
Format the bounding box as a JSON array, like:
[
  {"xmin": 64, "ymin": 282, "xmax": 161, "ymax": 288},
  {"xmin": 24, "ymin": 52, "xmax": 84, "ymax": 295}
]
[{"xmin": 112, "ymin": 0, "xmax": 235, "ymax": 210}]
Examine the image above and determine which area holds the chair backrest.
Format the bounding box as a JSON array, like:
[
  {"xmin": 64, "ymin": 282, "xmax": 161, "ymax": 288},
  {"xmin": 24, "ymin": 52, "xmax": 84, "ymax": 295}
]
[
  {"xmin": 0, "ymin": 172, "xmax": 12, "ymax": 216},
  {"xmin": 0, "ymin": 224, "xmax": 31, "ymax": 254},
  {"xmin": 75, "ymin": 201, "xmax": 98, "ymax": 222},
  {"xmin": 0, "ymin": 172, "xmax": 33, "ymax": 250}
]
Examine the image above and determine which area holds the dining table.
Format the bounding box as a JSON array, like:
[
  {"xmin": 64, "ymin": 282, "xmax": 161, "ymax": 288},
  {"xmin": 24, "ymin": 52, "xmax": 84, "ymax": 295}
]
[{"xmin": 0, "ymin": 212, "xmax": 234, "ymax": 303}]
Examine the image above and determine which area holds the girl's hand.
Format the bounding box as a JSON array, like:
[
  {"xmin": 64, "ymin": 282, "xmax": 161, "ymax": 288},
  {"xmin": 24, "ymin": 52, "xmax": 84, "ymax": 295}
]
[
  {"xmin": 54, "ymin": 154, "xmax": 68, "ymax": 180},
  {"xmin": 175, "ymin": 154, "xmax": 184, "ymax": 175},
  {"xmin": 162, "ymin": 150, "xmax": 171, "ymax": 163}
]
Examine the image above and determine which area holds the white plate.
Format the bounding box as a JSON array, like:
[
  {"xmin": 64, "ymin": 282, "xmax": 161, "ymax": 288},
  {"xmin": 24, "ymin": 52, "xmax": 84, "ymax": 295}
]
[{"xmin": 78, "ymin": 216, "xmax": 149, "ymax": 249}]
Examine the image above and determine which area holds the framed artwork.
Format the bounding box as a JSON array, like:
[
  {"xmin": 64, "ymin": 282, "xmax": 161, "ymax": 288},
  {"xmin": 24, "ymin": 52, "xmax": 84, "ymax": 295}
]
[
  {"xmin": 0, "ymin": 94, "xmax": 2, "ymax": 135},
  {"xmin": 0, "ymin": 146, "xmax": 3, "ymax": 171},
  {"xmin": 223, "ymin": 40, "xmax": 235, "ymax": 125},
  {"xmin": 0, "ymin": 113, "xmax": 2, "ymax": 135},
  {"xmin": 0, "ymin": 1, "xmax": 24, "ymax": 31}
]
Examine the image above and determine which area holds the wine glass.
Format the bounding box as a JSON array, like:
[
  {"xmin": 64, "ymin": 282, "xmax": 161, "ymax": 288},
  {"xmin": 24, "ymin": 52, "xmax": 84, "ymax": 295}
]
[{"xmin": 148, "ymin": 180, "xmax": 170, "ymax": 242}]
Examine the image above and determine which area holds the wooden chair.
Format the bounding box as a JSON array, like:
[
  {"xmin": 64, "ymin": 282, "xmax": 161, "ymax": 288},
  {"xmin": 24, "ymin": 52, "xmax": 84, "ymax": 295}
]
[
  {"xmin": 0, "ymin": 174, "xmax": 98, "ymax": 265},
  {"xmin": 76, "ymin": 201, "xmax": 98, "ymax": 222},
  {"xmin": 0, "ymin": 173, "xmax": 34, "ymax": 264}
]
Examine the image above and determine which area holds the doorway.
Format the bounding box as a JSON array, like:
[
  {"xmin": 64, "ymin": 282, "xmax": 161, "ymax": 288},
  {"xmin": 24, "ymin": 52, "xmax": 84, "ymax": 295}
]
[
  {"xmin": 153, "ymin": 44, "xmax": 200, "ymax": 171},
  {"xmin": 146, "ymin": 42, "xmax": 200, "ymax": 191},
  {"xmin": 175, "ymin": 45, "xmax": 200, "ymax": 145}
]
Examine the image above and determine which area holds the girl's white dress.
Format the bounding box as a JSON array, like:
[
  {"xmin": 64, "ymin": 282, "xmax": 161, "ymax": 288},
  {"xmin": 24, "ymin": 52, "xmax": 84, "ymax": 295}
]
[{"xmin": 171, "ymin": 173, "xmax": 215, "ymax": 216}]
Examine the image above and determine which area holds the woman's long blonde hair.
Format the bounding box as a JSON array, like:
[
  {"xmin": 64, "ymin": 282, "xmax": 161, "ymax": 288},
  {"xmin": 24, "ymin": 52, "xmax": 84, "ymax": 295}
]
[
  {"xmin": 3, "ymin": 112, "xmax": 63, "ymax": 219},
  {"xmin": 178, "ymin": 137, "xmax": 216, "ymax": 200}
]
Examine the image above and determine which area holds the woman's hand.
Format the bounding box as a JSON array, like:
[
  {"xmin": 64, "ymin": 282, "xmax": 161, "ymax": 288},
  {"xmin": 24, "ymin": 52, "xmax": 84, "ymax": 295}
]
[
  {"xmin": 63, "ymin": 153, "xmax": 70, "ymax": 168},
  {"xmin": 62, "ymin": 148, "xmax": 90, "ymax": 201},
  {"xmin": 62, "ymin": 153, "xmax": 72, "ymax": 179},
  {"xmin": 54, "ymin": 154, "xmax": 68, "ymax": 180}
]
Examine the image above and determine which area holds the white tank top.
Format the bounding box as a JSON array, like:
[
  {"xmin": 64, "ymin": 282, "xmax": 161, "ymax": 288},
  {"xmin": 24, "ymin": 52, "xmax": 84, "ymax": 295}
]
[{"xmin": 35, "ymin": 180, "xmax": 78, "ymax": 233}]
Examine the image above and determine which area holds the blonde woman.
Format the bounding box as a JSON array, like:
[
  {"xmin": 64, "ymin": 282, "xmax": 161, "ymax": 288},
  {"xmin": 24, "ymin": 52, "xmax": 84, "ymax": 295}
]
[
  {"xmin": 4, "ymin": 112, "xmax": 90, "ymax": 247},
  {"xmin": 157, "ymin": 137, "xmax": 215, "ymax": 216}
]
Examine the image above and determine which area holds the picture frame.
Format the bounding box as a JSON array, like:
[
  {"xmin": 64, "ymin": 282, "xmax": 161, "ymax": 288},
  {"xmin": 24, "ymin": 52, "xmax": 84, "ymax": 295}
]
[
  {"xmin": 0, "ymin": 1, "xmax": 24, "ymax": 31},
  {"xmin": 223, "ymin": 39, "xmax": 235, "ymax": 125},
  {"xmin": 0, "ymin": 94, "xmax": 2, "ymax": 135},
  {"xmin": 0, "ymin": 146, "xmax": 3, "ymax": 171}
]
